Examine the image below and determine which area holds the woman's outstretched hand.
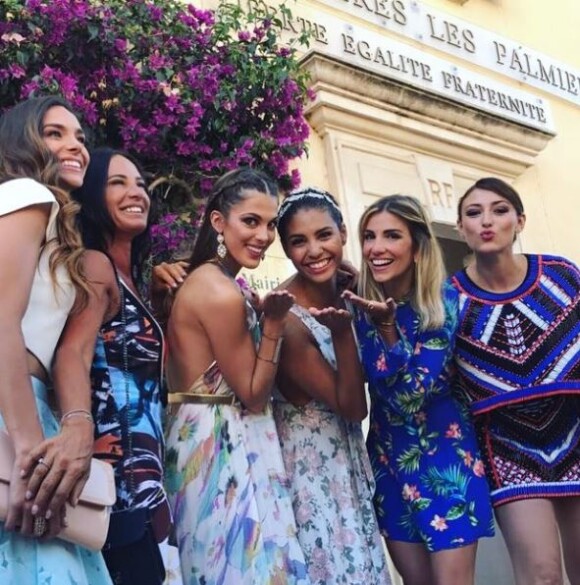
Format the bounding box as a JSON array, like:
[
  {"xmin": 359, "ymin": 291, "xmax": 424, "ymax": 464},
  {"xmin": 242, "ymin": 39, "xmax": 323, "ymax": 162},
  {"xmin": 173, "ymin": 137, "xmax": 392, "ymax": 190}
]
[
  {"xmin": 342, "ymin": 290, "xmax": 397, "ymax": 325},
  {"xmin": 310, "ymin": 306, "xmax": 353, "ymax": 334},
  {"xmin": 261, "ymin": 290, "xmax": 295, "ymax": 322}
]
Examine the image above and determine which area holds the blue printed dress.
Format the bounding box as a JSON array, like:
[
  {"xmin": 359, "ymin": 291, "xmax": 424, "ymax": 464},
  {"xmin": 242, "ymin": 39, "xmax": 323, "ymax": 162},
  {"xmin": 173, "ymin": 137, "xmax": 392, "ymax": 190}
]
[
  {"xmin": 450, "ymin": 255, "xmax": 580, "ymax": 506},
  {"xmin": 91, "ymin": 278, "xmax": 171, "ymax": 542},
  {"xmin": 353, "ymin": 284, "xmax": 494, "ymax": 551},
  {"xmin": 165, "ymin": 294, "xmax": 309, "ymax": 585}
]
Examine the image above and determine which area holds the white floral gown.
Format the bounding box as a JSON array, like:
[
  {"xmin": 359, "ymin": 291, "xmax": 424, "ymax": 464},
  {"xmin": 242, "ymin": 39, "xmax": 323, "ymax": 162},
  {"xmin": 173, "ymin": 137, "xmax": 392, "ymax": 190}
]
[
  {"xmin": 273, "ymin": 306, "xmax": 391, "ymax": 585},
  {"xmin": 165, "ymin": 297, "xmax": 310, "ymax": 585}
]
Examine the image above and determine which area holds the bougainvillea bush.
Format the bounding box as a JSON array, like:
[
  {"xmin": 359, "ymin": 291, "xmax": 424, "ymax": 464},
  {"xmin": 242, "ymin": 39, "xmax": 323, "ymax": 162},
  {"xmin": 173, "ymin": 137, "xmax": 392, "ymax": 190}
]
[{"xmin": 0, "ymin": 0, "xmax": 312, "ymax": 261}]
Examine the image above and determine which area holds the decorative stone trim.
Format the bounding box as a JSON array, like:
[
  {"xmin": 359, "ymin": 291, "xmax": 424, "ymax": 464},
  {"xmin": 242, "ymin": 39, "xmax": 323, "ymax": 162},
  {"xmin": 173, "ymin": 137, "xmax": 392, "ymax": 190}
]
[{"xmin": 301, "ymin": 52, "xmax": 554, "ymax": 178}]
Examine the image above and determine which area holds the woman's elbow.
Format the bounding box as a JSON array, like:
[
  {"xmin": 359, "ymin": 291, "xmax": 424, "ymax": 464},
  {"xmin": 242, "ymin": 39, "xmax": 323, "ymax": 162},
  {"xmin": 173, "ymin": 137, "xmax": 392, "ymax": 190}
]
[
  {"xmin": 346, "ymin": 405, "xmax": 367, "ymax": 422},
  {"xmin": 237, "ymin": 389, "xmax": 270, "ymax": 414}
]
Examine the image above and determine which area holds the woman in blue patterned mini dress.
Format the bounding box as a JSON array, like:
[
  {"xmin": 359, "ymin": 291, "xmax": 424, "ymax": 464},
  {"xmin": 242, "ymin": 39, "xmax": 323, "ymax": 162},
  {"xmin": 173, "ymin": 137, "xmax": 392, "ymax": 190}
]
[{"xmin": 345, "ymin": 195, "xmax": 493, "ymax": 585}]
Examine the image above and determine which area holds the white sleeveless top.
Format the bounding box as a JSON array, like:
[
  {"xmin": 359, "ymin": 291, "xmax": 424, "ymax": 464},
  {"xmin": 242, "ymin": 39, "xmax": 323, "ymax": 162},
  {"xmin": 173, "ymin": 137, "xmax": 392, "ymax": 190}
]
[{"xmin": 0, "ymin": 178, "xmax": 75, "ymax": 373}]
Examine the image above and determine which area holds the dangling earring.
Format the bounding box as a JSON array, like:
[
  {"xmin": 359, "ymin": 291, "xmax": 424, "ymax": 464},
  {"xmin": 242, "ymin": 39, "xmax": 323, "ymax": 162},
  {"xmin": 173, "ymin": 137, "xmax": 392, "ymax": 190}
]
[
  {"xmin": 261, "ymin": 251, "xmax": 266, "ymax": 261},
  {"xmin": 217, "ymin": 233, "xmax": 227, "ymax": 259}
]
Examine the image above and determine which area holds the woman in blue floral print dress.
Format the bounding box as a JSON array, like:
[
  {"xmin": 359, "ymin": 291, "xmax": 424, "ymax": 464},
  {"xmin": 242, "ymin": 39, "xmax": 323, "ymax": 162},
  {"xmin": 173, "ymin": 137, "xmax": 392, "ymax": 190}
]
[
  {"xmin": 164, "ymin": 169, "xmax": 309, "ymax": 585},
  {"xmin": 345, "ymin": 195, "xmax": 493, "ymax": 585}
]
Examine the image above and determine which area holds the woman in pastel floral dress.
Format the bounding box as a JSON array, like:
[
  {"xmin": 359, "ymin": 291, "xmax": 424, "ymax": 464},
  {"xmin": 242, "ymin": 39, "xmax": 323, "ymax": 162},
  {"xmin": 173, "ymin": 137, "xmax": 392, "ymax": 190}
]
[
  {"xmin": 164, "ymin": 169, "xmax": 309, "ymax": 585},
  {"xmin": 345, "ymin": 195, "xmax": 494, "ymax": 585},
  {"xmin": 273, "ymin": 188, "xmax": 391, "ymax": 585}
]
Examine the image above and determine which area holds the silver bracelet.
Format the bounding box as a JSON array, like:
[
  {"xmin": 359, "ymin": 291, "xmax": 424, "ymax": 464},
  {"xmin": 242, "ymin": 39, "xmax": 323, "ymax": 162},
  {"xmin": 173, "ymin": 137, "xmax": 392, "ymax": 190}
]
[{"xmin": 60, "ymin": 409, "xmax": 94, "ymax": 425}]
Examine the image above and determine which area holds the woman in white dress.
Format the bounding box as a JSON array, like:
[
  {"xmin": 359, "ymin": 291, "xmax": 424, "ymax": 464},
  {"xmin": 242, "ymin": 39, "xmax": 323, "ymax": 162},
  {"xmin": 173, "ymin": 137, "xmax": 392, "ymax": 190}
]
[{"xmin": 0, "ymin": 96, "xmax": 112, "ymax": 584}]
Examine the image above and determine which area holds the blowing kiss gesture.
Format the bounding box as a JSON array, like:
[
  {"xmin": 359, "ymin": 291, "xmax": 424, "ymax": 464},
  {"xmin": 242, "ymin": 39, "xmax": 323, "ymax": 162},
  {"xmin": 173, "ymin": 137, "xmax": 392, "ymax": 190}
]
[{"xmin": 342, "ymin": 290, "xmax": 399, "ymax": 345}]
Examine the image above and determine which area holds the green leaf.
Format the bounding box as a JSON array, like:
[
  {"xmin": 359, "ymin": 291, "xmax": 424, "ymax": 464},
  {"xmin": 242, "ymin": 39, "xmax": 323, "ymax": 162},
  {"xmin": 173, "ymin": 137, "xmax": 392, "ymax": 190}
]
[
  {"xmin": 421, "ymin": 464, "xmax": 471, "ymax": 498},
  {"xmin": 423, "ymin": 337, "xmax": 448, "ymax": 350},
  {"xmin": 396, "ymin": 445, "xmax": 422, "ymax": 472},
  {"xmin": 411, "ymin": 497, "xmax": 432, "ymax": 511},
  {"xmin": 395, "ymin": 391, "xmax": 425, "ymax": 414},
  {"xmin": 446, "ymin": 504, "xmax": 467, "ymax": 520}
]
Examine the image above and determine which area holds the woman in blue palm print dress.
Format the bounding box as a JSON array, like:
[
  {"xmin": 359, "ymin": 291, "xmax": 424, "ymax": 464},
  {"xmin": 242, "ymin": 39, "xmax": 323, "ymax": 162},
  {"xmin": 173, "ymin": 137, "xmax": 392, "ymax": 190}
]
[{"xmin": 344, "ymin": 195, "xmax": 493, "ymax": 585}]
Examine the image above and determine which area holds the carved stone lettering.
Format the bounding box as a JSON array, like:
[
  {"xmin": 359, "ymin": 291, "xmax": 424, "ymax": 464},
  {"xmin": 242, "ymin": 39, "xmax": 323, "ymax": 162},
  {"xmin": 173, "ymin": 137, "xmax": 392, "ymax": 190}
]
[{"xmin": 427, "ymin": 179, "xmax": 454, "ymax": 209}]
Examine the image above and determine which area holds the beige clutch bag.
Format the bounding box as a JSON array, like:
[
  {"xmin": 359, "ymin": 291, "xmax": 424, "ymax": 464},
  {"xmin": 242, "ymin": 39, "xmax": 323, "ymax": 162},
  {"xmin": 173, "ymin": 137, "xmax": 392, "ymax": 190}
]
[{"xmin": 0, "ymin": 430, "xmax": 116, "ymax": 550}]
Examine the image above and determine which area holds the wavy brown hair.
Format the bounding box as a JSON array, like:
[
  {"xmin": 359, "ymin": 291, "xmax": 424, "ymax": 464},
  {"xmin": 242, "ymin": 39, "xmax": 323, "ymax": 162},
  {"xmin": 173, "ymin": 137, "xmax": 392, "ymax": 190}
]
[{"xmin": 0, "ymin": 96, "xmax": 90, "ymax": 308}]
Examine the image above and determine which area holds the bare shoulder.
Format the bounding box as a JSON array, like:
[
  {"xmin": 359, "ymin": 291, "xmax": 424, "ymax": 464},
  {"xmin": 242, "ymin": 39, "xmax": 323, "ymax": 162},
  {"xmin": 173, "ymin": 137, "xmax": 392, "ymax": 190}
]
[
  {"xmin": 82, "ymin": 250, "xmax": 117, "ymax": 285},
  {"xmin": 173, "ymin": 264, "xmax": 245, "ymax": 315}
]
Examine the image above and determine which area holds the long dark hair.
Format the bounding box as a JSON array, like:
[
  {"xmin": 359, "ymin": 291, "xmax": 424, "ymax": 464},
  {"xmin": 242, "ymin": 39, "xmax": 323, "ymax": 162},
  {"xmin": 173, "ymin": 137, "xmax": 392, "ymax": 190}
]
[
  {"xmin": 0, "ymin": 95, "xmax": 90, "ymax": 307},
  {"xmin": 188, "ymin": 167, "xmax": 278, "ymax": 272},
  {"xmin": 71, "ymin": 147, "xmax": 152, "ymax": 288}
]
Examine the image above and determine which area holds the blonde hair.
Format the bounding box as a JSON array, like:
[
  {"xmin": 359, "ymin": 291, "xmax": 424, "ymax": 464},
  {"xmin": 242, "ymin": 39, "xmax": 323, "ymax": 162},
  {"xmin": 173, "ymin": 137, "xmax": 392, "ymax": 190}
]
[
  {"xmin": 0, "ymin": 96, "xmax": 90, "ymax": 309},
  {"xmin": 357, "ymin": 194, "xmax": 446, "ymax": 330}
]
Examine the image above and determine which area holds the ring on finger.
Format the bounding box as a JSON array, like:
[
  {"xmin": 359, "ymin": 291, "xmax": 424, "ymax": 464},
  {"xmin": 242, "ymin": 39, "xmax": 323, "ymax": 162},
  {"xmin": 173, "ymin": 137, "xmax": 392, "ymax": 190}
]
[
  {"xmin": 33, "ymin": 516, "xmax": 48, "ymax": 537},
  {"xmin": 36, "ymin": 457, "xmax": 50, "ymax": 471}
]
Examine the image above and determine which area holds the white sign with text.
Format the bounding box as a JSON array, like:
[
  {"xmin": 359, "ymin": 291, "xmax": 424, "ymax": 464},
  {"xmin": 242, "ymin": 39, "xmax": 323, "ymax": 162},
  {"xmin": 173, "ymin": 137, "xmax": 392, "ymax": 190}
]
[
  {"xmin": 283, "ymin": 6, "xmax": 555, "ymax": 132},
  {"xmin": 309, "ymin": 0, "xmax": 580, "ymax": 107}
]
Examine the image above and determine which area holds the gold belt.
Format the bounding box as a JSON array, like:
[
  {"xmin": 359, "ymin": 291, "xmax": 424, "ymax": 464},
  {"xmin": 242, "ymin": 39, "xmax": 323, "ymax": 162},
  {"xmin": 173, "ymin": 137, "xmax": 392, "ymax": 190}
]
[{"xmin": 168, "ymin": 392, "xmax": 238, "ymax": 406}]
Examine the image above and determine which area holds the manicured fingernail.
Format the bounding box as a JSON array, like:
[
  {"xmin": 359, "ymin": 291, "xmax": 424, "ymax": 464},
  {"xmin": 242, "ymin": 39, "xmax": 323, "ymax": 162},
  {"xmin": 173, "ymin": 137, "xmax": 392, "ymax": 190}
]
[
  {"xmin": 25, "ymin": 491, "xmax": 33, "ymax": 500},
  {"xmin": 31, "ymin": 505, "xmax": 38, "ymax": 515},
  {"xmin": 20, "ymin": 469, "xmax": 26, "ymax": 478},
  {"xmin": 45, "ymin": 510, "xmax": 52, "ymax": 520}
]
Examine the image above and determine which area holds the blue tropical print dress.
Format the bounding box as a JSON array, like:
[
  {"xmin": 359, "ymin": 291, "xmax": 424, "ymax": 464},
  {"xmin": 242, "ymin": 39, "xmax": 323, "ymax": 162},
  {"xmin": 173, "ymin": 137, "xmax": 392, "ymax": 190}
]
[
  {"xmin": 353, "ymin": 284, "xmax": 494, "ymax": 552},
  {"xmin": 91, "ymin": 279, "xmax": 171, "ymax": 542}
]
